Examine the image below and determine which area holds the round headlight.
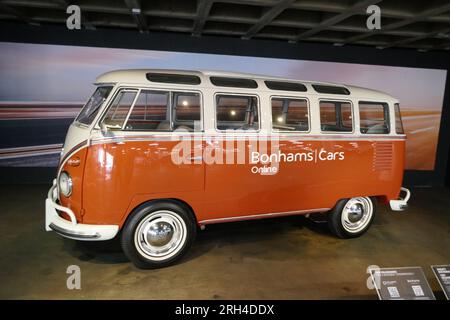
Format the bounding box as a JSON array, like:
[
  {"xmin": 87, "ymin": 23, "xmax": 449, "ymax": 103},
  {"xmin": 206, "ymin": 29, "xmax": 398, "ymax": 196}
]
[{"xmin": 59, "ymin": 171, "xmax": 73, "ymax": 197}]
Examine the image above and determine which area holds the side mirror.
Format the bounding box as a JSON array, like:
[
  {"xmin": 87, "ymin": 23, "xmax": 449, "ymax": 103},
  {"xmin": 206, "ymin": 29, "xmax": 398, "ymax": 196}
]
[
  {"xmin": 100, "ymin": 122, "xmax": 121, "ymax": 137},
  {"xmin": 100, "ymin": 122, "xmax": 110, "ymax": 136}
]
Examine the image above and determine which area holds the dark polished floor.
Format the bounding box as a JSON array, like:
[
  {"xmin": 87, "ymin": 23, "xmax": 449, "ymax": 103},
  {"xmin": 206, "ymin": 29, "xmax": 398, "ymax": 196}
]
[{"xmin": 0, "ymin": 184, "xmax": 449, "ymax": 299}]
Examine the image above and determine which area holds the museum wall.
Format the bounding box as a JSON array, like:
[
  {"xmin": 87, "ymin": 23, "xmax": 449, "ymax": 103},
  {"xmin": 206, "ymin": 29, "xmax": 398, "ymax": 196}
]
[{"xmin": 0, "ymin": 22, "xmax": 449, "ymax": 186}]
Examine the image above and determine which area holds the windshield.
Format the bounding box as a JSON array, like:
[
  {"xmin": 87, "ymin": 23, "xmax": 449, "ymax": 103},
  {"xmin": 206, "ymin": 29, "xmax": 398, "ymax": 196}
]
[{"xmin": 76, "ymin": 86, "xmax": 113, "ymax": 125}]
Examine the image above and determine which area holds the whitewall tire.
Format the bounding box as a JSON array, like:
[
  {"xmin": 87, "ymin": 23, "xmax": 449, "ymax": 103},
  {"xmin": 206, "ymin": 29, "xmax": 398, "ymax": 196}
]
[
  {"xmin": 328, "ymin": 197, "xmax": 376, "ymax": 238},
  {"xmin": 121, "ymin": 201, "xmax": 196, "ymax": 269}
]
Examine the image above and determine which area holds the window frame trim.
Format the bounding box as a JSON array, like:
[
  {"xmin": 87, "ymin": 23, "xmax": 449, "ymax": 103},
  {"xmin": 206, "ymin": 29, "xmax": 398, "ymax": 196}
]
[
  {"xmin": 318, "ymin": 98, "xmax": 355, "ymax": 134},
  {"xmin": 269, "ymin": 95, "xmax": 311, "ymax": 134},
  {"xmin": 213, "ymin": 92, "xmax": 262, "ymax": 133},
  {"xmin": 123, "ymin": 88, "xmax": 172, "ymax": 131},
  {"xmin": 358, "ymin": 100, "xmax": 391, "ymax": 135},
  {"xmin": 98, "ymin": 87, "xmax": 140, "ymax": 129},
  {"xmin": 394, "ymin": 103, "xmax": 404, "ymax": 135},
  {"xmin": 75, "ymin": 85, "xmax": 115, "ymax": 127},
  {"xmin": 96, "ymin": 86, "xmax": 204, "ymax": 132},
  {"xmin": 172, "ymin": 91, "xmax": 203, "ymax": 124}
]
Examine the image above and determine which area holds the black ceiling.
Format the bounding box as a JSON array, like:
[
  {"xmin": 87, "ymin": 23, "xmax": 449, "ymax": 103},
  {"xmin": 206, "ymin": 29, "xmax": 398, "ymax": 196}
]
[{"xmin": 1, "ymin": 0, "xmax": 450, "ymax": 52}]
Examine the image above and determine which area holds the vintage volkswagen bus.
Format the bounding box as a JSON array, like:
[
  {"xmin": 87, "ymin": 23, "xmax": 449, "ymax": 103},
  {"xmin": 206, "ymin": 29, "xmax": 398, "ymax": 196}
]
[{"xmin": 46, "ymin": 69, "xmax": 410, "ymax": 268}]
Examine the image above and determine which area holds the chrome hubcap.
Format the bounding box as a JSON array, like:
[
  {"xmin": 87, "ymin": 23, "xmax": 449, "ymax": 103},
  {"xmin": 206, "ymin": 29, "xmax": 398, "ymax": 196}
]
[
  {"xmin": 347, "ymin": 203, "xmax": 364, "ymax": 223},
  {"xmin": 341, "ymin": 197, "xmax": 373, "ymax": 233},
  {"xmin": 146, "ymin": 221, "xmax": 174, "ymax": 246},
  {"xmin": 134, "ymin": 210, "xmax": 187, "ymax": 261}
]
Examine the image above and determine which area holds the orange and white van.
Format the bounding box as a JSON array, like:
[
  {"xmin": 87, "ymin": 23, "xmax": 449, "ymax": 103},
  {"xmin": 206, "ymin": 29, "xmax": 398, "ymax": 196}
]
[{"xmin": 45, "ymin": 69, "xmax": 410, "ymax": 268}]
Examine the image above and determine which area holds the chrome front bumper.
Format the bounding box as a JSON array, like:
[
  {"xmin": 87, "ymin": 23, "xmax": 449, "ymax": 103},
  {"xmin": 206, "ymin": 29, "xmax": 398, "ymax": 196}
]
[
  {"xmin": 45, "ymin": 180, "xmax": 119, "ymax": 241},
  {"xmin": 389, "ymin": 187, "xmax": 411, "ymax": 211}
]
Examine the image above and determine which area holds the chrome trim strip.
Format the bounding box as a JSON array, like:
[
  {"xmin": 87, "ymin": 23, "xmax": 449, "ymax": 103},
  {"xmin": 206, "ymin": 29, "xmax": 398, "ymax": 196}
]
[
  {"xmin": 199, "ymin": 208, "xmax": 330, "ymax": 225},
  {"xmin": 59, "ymin": 140, "xmax": 88, "ymax": 168},
  {"xmin": 49, "ymin": 223, "xmax": 100, "ymax": 239},
  {"xmin": 90, "ymin": 134, "xmax": 406, "ymax": 145}
]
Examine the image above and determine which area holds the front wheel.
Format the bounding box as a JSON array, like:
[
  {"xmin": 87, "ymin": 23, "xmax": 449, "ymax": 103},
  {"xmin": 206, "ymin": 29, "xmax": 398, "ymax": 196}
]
[
  {"xmin": 121, "ymin": 201, "xmax": 197, "ymax": 269},
  {"xmin": 327, "ymin": 197, "xmax": 376, "ymax": 238}
]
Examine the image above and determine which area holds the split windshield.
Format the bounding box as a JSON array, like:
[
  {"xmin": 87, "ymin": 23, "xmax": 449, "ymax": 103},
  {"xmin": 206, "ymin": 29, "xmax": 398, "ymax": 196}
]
[{"xmin": 76, "ymin": 86, "xmax": 113, "ymax": 125}]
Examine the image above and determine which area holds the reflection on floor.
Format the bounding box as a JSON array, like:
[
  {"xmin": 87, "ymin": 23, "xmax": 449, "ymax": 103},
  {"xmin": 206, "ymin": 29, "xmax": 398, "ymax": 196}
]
[{"xmin": 0, "ymin": 184, "xmax": 449, "ymax": 299}]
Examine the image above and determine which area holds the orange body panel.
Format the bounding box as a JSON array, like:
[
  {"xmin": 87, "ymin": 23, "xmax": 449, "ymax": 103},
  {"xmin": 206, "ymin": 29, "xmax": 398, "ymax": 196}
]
[
  {"xmin": 202, "ymin": 139, "xmax": 403, "ymax": 221},
  {"xmin": 61, "ymin": 135, "xmax": 405, "ymax": 227},
  {"xmin": 60, "ymin": 136, "xmax": 405, "ymax": 228}
]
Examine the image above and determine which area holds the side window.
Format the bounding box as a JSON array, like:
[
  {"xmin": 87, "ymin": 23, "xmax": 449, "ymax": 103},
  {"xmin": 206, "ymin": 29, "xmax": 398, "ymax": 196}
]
[
  {"xmin": 216, "ymin": 95, "xmax": 259, "ymax": 131},
  {"xmin": 320, "ymin": 101, "xmax": 353, "ymax": 132},
  {"xmin": 125, "ymin": 90, "xmax": 170, "ymax": 131},
  {"xmin": 359, "ymin": 102, "xmax": 390, "ymax": 134},
  {"xmin": 102, "ymin": 89, "xmax": 138, "ymax": 128},
  {"xmin": 272, "ymin": 98, "xmax": 309, "ymax": 131},
  {"xmin": 341, "ymin": 103, "xmax": 353, "ymax": 128},
  {"xmin": 394, "ymin": 103, "xmax": 404, "ymax": 134},
  {"xmin": 173, "ymin": 92, "xmax": 201, "ymax": 131}
]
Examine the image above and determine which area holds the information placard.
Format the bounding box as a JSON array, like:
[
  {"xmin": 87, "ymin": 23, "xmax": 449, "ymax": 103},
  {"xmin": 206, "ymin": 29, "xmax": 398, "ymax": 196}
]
[
  {"xmin": 431, "ymin": 265, "xmax": 450, "ymax": 300},
  {"xmin": 370, "ymin": 267, "xmax": 435, "ymax": 300}
]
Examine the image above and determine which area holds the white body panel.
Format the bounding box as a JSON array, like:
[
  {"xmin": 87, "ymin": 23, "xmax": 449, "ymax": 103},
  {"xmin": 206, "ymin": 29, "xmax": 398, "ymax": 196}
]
[
  {"xmin": 45, "ymin": 180, "xmax": 119, "ymax": 240},
  {"xmin": 60, "ymin": 123, "xmax": 91, "ymax": 159}
]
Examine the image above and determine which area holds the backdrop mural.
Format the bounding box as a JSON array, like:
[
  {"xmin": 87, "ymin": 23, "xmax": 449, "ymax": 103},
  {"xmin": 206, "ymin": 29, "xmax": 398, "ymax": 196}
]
[{"xmin": 0, "ymin": 42, "xmax": 446, "ymax": 170}]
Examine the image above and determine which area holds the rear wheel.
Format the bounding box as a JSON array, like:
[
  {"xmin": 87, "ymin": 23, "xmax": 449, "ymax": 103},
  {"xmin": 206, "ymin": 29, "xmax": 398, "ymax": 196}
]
[
  {"xmin": 328, "ymin": 197, "xmax": 376, "ymax": 238},
  {"xmin": 121, "ymin": 201, "xmax": 196, "ymax": 269}
]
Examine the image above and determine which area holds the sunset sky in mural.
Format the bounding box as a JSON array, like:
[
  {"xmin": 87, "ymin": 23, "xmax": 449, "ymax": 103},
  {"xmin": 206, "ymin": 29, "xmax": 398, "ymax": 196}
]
[
  {"xmin": 0, "ymin": 42, "xmax": 447, "ymax": 170},
  {"xmin": 0, "ymin": 42, "xmax": 446, "ymax": 110}
]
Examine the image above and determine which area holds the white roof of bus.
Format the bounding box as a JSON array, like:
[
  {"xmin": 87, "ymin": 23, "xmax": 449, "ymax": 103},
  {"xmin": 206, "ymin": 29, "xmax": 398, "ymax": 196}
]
[{"xmin": 95, "ymin": 69, "xmax": 398, "ymax": 102}]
